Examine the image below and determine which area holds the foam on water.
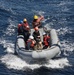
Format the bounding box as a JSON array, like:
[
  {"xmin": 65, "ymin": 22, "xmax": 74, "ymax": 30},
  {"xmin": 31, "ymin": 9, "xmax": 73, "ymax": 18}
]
[
  {"xmin": 0, "ymin": 54, "xmax": 40, "ymax": 70},
  {"xmin": 0, "ymin": 18, "xmax": 16, "ymax": 54},
  {"xmin": 57, "ymin": 27, "xmax": 72, "ymax": 36},
  {"xmin": 57, "ymin": 25, "xmax": 74, "ymax": 56},
  {"xmin": 0, "ymin": 53, "xmax": 72, "ymax": 70},
  {"xmin": 61, "ymin": 40, "xmax": 74, "ymax": 56},
  {"xmin": 32, "ymin": 10, "xmax": 45, "ymax": 16},
  {"xmin": 0, "ymin": 0, "xmax": 17, "ymax": 15},
  {"xmin": 0, "ymin": 39, "xmax": 14, "ymax": 53},
  {"xmin": 45, "ymin": 58, "xmax": 71, "ymax": 69},
  {"xmin": 58, "ymin": 1, "xmax": 74, "ymax": 6},
  {"xmin": 3, "ymin": 18, "xmax": 16, "ymax": 36}
]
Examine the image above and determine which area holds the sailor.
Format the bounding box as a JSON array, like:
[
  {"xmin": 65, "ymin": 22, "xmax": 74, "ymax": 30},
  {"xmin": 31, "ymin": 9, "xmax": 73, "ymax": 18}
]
[
  {"xmin": 18, "ymin": 20, "xmax": 23, "ymax": 35},
  {"xmin": 17, "ymin": 18, "xmax": 30, "ymax": 43},
  {"xmin": 26, "ymin": 36, "xmax": 36, "ymax": 50},
  {"xmin": 22, "ymin": 18, "xmax": 31, "ymax": 42},
  {"xmin": 32, "ymin": 15, "xmax": 44, "ymax": 28},
  {"xmin": 33, "ymin": 27, "xmax": 40, "ymax": 42},
  {"xmin": 43, "ymin": 32, "xmax": 50, "ymax": 49},
  {"xmin": 33, "ymin": 27, "xmax": 43, "ymax": 50}
]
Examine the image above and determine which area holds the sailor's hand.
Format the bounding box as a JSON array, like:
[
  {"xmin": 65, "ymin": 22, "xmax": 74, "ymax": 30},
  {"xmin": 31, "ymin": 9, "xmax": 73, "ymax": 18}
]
[{"xmin": 40, "ymin": 15, "xmax": 44, "ymax": 20}]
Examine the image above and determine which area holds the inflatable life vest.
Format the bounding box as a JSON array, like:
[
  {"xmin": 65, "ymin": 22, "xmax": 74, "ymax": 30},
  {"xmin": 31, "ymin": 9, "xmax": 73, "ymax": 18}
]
[
  {"xmin": 27, "ymin": 39, "xmax": 35, "ymax": 48},
  {"xmin": 23, "ymin": 22, "xmax": 30, "ymax": 31},
  {"xmin": 32, "ymin": 19, "xmax": 40, "ymax": 28},
  {"xmin": 23, "ymin": 22, "xmax": 29, "ymax": 27},
  {"xmin": 32, "ymin": 16, "xmax": 44, "ymax": 28},
  {"xmin": 18, "ymin": 24, "xmax": 22, "ymax": 28},
  {"xmin": 43, "ymin": 35, "xmax": 50, "ymax": 46},
  {"xmin": 18, "ymin": 24, "xmax": 23, "ymax": 34}
]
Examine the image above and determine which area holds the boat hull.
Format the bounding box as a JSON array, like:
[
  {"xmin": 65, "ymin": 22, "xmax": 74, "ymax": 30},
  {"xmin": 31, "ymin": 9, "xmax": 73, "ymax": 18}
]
[{"xmin": 15, "ymin": 28, "xmax": 61, "ymax": 63}]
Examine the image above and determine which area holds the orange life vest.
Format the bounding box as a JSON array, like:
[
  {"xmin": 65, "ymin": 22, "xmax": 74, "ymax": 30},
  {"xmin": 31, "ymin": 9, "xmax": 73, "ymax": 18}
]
[
  {"xmin": 22, "ymin": 22, "xmax": 30, "ymax": 31},
  {"xmin": 43, "ymin": 35, "xmax": 50, "ymax": 46},
  {"xmin": 32, "ymin": 19, "xmax": 40, "ymax": 28},
  {"xmin": 27, "ymin": 39, "xmax": 35, "ymax": 48},
  {"xmin": 18, "ymin": 24, "xmax": 22, "ymax": 28}
]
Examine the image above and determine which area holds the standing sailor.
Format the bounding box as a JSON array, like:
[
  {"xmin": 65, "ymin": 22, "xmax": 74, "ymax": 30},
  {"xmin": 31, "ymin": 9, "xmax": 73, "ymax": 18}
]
[
  {"xmin": 33, "ymin": 27, "xmax": 43, "ymax": 50},
  {"xmin": 32, "ymin": 15, "xmax": 44, "ymax": 28},
  {"xmin": 22, "ymin": 18, "xmax": 30, "ymax": 42}
]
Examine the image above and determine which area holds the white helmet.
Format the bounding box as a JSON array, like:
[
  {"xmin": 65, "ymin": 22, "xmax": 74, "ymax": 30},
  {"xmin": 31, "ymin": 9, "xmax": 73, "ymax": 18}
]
[
  {"xmin": 43, "ymin": 32, "xmax": 46, "ymax": 35},
  {"xmin": 29, "ymin": 36, "xmax": 34, "ymax": 39}
]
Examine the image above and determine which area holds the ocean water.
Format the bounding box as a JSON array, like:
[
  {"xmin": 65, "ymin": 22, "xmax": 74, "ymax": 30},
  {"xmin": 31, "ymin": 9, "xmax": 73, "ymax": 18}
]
[{"xmin": 0, "ymin": 0, "xmax": 74, "ymax": 75}]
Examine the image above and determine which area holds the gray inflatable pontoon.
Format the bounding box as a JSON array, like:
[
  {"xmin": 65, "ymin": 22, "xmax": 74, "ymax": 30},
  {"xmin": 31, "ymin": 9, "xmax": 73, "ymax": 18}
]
[{"xmin": 15, "ymin": 28, "xmax": 61, "ymax": 62}]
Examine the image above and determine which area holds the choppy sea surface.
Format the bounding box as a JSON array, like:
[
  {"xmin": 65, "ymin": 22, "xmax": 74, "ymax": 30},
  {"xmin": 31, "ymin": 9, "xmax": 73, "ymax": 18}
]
[{"xmin": 0, "ymin": 0, "xmax": 74, "ymax": 75}]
